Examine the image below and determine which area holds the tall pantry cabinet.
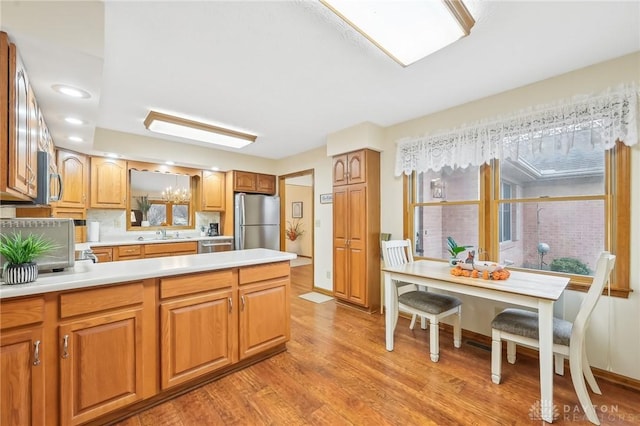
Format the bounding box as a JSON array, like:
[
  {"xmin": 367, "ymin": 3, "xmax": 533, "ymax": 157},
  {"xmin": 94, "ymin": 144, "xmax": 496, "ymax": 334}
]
[{"xmin": 332, "ymin": 149, "xmax": 381, "ymax": 312}]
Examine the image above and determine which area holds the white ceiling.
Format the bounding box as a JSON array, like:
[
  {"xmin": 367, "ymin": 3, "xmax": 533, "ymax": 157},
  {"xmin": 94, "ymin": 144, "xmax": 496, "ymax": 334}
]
[{"xmin": 2, "ymin": 1, "xmax": 639, "ymax": 166}]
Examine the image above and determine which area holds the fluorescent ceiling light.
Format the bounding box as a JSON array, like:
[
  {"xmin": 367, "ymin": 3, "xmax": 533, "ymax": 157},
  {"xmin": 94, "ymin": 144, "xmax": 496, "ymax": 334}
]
[
  {"xmin": 144, "ymin": 111, "xmax": 256, "ymax": 149},
  {"xmin": 321, "ymin": 0, "xmax": 475, "ymax": 66}
]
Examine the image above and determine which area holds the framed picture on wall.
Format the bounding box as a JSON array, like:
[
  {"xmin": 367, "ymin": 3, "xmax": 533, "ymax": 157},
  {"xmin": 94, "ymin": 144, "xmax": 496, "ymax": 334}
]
[
  {"xmin": 292, "ymin": 201, "xmax": 303, "ymax": 218},
  {"xmin": 320, "ymin": 193, "xmax": 333, "ymax": 204}
]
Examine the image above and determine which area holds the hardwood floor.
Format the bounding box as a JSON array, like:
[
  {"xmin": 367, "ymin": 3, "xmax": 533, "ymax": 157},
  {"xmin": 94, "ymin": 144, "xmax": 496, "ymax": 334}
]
[{"xmin": 115, "ymin": 264, "xmax": 640, "ymax": 425}]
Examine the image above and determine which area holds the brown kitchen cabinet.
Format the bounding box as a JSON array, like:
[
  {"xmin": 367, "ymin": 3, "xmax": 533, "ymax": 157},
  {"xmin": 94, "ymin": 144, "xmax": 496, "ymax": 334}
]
[
  {"xmin": 3, "ymin": 35, "xmax": 38, "ymax": 200},
  {"xmin": 115, "ymin": 244, "xmax": 143, "ymax": 261},
  {"xmin": 201, "ymin": 170, "xmax": 226, "ymax": 211},
  {"xmin": 90, "ymin": 156, "xmax": 127, "ymax": 208},
  {"xmin": 238, "ymin": 262, "xmax": 290, "ymax": 359},
  {"xmin": 90, "ymin": 247, "xmax": 113, "ymax": 263},
  {"xmin": 159, "ymin": 270, "xmax": 237, "ymax": 389},
  {"xmin": 0, "ymin": 296, "xmax": 46, "ymax": 426},
  {"xmin": 58, "ymin": 282, "xmax": 147, "ymax": 425},
  {"xmin": 332, "ymin": 149, "xmax": 380, "ymax": 312},
  {"xmin": 230, "ymin": 170, "xmax": 276, "ymax": 195},
  {"xmin": 143, "ymin": 241, "xmax": 197, "ymax": 258},
  {"xmin": 52, "ymin": 207, "xmax": 86, "ymax": 243},
  {"xmin": 55, "ymin": 149, "xmax": 89, "ymax": 209},
  {"xmin": 332, "ymin": 149, "xmax": 368, "ymax": 186}
]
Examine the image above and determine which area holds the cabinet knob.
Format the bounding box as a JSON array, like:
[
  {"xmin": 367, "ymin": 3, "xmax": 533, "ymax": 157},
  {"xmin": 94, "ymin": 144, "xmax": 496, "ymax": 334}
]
[{"xmin": 33, "ymin": 340, "xmax": 41, "ymax": 366}]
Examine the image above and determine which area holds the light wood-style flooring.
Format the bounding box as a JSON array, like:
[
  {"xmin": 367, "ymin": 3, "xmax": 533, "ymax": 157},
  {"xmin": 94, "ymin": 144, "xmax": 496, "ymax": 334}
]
[{"xmin": 115, "ymin": 264, "xmax": 640, "ymax": 425}]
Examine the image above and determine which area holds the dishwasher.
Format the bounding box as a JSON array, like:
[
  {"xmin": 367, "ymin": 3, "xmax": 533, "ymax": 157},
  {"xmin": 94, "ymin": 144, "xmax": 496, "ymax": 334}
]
[{"xmin": 197, "ymin": 238, "xmax": 234, "ymax": 253}]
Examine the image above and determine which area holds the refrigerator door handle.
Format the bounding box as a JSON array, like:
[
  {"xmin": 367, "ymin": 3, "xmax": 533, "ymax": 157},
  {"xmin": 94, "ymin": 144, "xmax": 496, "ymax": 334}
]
[{"xmin": 239, "ymin": 194, "xmax": 245, "ymax": 250}]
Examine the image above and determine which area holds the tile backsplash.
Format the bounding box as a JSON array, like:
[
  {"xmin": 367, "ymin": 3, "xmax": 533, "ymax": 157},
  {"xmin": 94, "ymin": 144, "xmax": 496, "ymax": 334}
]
[{"xmin": 86, "ymin": 209, "xmax": 221, "ymax": 241}]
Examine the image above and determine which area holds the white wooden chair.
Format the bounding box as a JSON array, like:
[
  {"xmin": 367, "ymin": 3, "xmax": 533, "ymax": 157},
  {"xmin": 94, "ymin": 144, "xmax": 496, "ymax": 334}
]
[
  {"xmin": 491, "ymin": 251, "xmax": 616, "ymax": 425},
  {"xmin": 381, "ymin": 239, "xmax": 462, "ymax": 362}
]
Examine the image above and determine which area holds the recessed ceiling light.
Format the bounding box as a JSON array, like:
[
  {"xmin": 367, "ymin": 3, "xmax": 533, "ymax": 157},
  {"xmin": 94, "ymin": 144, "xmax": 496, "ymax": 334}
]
[
  {"xmin": 52, "ymin": 84, "xmax": 91, "ymax": 99},
  {"xmin": 165, "ymin": 161, "xmax": 175, "ymax": 165},
  {"xmin": 68, "ymin": 136, "xmax": 83, "ymax": 142},
  {"xmin": 211, "ymin": 166, "xmax": 220, "ymax": 171},
  {"xmin": 105, "ymin": 153, "xmax": 120, "ymax": 158},
  {"xmin": 65, "ymin": 117, "xmax": 85, "ymax": 125}
]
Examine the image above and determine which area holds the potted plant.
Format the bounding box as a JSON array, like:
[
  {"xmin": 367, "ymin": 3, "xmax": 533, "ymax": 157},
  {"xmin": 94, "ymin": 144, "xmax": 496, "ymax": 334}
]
[
  {"xmin": 0, "ymin": 232, "xmax": 57, "ymax": 284},
  {"xmin": 136, "ymin": 194, "xmax": 152, "ymax": 226},
  {"xmin": 446, "ymin": 236, "xmax": 471, "ymax": 266},
  {"xmin": 286, "ymin": 220, "xmax": 304, "ymax": 241}
]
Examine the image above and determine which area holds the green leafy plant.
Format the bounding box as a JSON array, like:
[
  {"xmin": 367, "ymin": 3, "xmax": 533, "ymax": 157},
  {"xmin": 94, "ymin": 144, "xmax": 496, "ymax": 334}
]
[
  {"xmin": 0, "ymin": 232, "xmax": 57, "ymax": 269},
  {"xmin": 550, "ymin": 257, "xmax": 591, "ymax": 275},
  {"xmin": 446, "ymin": 236, "xmax": 471, "ymax": 258},
  {"xmin": 136, "ymin": 194, "xmax": 152, "ymax": 214}
]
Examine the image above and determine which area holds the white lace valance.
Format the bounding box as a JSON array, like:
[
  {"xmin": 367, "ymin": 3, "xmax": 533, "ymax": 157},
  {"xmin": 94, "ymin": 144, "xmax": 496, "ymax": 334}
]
[{"xmin": 394, "ymin": 83, "xmax": 639, "ymax": 176}]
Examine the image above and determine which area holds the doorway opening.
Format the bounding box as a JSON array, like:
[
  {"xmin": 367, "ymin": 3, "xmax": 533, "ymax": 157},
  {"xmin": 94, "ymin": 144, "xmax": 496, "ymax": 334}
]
[{"xmin": 279, "ymin": 170, "xmax": 314, "ymax": 287}]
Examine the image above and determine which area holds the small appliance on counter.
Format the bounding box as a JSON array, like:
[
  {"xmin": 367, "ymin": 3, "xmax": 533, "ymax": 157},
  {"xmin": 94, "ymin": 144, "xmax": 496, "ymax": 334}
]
[
  {"xmin": 0, "ymin": 218, "xmax": 75, "ymax": 272},
  {"xmin": 207, "ymin": 223, "xmax": 219, "ymax": 236}
]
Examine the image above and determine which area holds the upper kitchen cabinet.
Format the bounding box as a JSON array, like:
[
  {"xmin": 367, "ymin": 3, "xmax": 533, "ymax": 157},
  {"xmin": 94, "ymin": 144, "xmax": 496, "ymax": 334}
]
[
  {"xmin": 231, "ymin": 170, "xmax": 276, "ymax": 195},
  {"xmin": 1, "ymin": 33, "xmax": 38, "ymax": 201},
  {"xmin": 201, "ymin": 170, "xmax": 225, "ymax": 211},
  {"xmin": 56, "ymin": 149, "xmax": 89, "ymax": 208},
  {"xmin": 332, "ymin": 149, "xmax": 368, "ymax": 186},
  {"xmin": 90, "ymin": 157, "xmax": 127, "ymax": 208}
]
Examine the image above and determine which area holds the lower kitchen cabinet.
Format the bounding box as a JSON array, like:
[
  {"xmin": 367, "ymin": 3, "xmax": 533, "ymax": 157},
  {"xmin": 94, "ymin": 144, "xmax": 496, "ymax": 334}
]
[
  {"xmin": 0, "ymin": 327, "xmax": 45, "ymax": 426},
  {"xmin": 0, "ymin": 296, "xmax": 46, "ymax": 426},
  {"xmin": 58, "ymin": 282, "xmax": 146, "ymax": 426},
  {"xmin": 238, "ymin": 262, "xmax": 290, "ymax": 360},
  {"xmin": 160, "ymin": 289, "xmax": 236, "ymax": 389},
  {"xmin": 0, "ymin": 261, "xmax": 290, "ymax": 425}
]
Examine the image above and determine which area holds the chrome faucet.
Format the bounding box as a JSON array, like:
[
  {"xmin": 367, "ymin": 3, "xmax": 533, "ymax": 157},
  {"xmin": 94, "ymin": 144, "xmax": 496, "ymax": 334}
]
[{"xmin": 160, "ymin": 227, "xmax": 167, "ymax": 239}]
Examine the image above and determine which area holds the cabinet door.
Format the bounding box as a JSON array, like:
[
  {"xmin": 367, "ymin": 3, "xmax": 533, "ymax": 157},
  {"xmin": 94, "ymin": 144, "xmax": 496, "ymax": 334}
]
[
  {"xmin": 90, "ymin": 157, "xmax": 127, "ymax": 208},
  {"xmin": 346, "ymin": 150, "xmax": 366, "ymax": 184},
  {"xmin": 59, "ymin": 308, "xmax": 144, "ymax": 425},
  {"xmin": 346, "ymin": 184, "xmax": 368, "ymax": 305},
  {"xmin": 256, "ymin": 173, "xmax": 276, "ymax": 195},
  {"xmin": 202, "ymin": 170, "xmax": 225, "ymax": 211},
  {"xmin": 233, "ymin": 171, "xmax": 256, "ymax": 192},
  {"xmin": 238, "ymin": 278, "xmax": 290, "ymax": 360},
  {"xmin": 0, "ymin": 328, "xmax": 45, "ymax": 426},
  {"xmin": 332, "ymin": 187, "xmax": 348, "ymax": 300},
  {"xmin": 90, "ymin": 247, "xmax": 113, "ymax": 263},
  {"xmin": 332, "ymin": 154, "xmax": 348, "ymax": 186},
  {"xmin": 8, "ymin": 43, "xmax": 36, "ymax": 197},
  {"xmin": 160, "ymin": 289, "xmax": 235, "ymax": 389},
  {"xmin": 57, "ymin": 150, "xmax": 89, "ymax": 208}
]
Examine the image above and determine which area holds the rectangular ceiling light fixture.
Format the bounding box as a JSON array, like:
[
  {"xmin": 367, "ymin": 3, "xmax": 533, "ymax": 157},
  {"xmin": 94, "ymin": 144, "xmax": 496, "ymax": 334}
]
[
  {"xmin": 144, "ymin": 111, "xmax": 257, "ymax": 149},
  {"xmin": 320, "ymin": 0, "xmax": 475, "ymax": 67}
]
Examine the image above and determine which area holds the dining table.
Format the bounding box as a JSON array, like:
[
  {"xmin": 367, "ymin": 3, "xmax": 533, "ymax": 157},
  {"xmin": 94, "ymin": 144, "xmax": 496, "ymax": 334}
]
[{"xmin": 382, "ymin": 259, "xmax": 570, "ymax": 423}]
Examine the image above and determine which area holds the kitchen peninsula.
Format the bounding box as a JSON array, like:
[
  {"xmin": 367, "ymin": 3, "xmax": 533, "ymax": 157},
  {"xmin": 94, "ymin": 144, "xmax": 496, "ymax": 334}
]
[{"xmin": 0, "ymin": 249, "xmax": 295, "ymax": 426}]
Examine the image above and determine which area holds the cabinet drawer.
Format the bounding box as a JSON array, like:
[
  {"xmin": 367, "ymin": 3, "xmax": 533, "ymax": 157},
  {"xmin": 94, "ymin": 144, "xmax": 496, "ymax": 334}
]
[
  {"xmin": 0, "ymin": 297, "xmax": 45, "ymax": 330},
  {"xmin": 145, "ymin": 242, "xmax": 197, "ymax": 256},
  {"xmin": 117, "ymin": 245, "xmax": 142, "ymax": 257},
  {"xmin": 239, "ymin": 262, "xmax": 289, "ymax": 285},
  {"xmin": 59, "ymin": 282, "xmax": 144, "ymax": 318},
  {"xmin": 160, "ymin": 270, "xmax": 236, "ymax": 299}
]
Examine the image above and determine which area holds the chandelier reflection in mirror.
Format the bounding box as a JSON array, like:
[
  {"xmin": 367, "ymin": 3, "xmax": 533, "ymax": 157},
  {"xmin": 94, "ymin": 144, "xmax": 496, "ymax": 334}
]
[{"xmin": 162, "ymin": 186, "xmax": 191, "ymax": 203}]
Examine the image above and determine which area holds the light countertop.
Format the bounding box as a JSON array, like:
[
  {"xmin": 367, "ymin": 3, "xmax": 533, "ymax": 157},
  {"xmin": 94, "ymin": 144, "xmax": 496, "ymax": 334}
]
[
  {"xmin": 0, "ymin": 249, "xmax": 296, "ymax": 299},
  {"xmin": 77, "ymin": 234, "xmax": 234, "ymax": 251}
]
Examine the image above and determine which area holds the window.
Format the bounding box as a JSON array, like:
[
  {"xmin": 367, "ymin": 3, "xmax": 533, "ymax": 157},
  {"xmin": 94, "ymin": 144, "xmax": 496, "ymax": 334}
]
[
  {"xmin": 147, "ymin": 201, "xmax": 189, "ymax": 226},
  {"xmin": 499, "ymin": 182, "xmax": 512, "ymax": 243},
  {"xmin": 406, "ymin": 142, "xmax": 630, "ymax": 297}
]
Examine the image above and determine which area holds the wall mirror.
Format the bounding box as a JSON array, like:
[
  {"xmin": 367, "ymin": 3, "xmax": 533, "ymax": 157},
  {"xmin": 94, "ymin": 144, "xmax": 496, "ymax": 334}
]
[{"xmin": 127, "ymin": 163, "xmax": 198, "ymax": 230}]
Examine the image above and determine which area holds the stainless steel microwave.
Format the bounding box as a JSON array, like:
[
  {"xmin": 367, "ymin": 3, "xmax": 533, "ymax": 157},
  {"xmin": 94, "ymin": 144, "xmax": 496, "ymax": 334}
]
[{"xmin": 0, "ymin": 218, "xmax": 75, "ymax": 272}]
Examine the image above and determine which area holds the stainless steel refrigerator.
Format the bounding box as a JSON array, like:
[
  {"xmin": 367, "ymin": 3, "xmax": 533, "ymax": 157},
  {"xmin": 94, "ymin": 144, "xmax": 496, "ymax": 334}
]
[{"xmin": 234, "ymin": 193, "xmax": 280, "ymax": 250}]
